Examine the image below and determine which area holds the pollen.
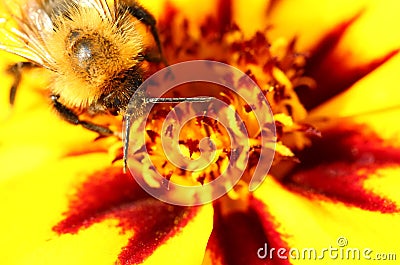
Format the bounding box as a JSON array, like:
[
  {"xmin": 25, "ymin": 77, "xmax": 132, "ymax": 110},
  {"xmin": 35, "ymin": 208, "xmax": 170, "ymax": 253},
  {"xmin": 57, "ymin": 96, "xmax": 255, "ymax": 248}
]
[{"xmin": 127, "ymin": 3, "xmax": 315, "ymax": 199}]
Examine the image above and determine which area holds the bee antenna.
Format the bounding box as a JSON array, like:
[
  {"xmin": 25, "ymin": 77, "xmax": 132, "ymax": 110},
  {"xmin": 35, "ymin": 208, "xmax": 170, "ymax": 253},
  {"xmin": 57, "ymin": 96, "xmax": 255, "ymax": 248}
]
[{"xmin": 145, "ymin": 96, "xmax": 214, "ymax": 103}]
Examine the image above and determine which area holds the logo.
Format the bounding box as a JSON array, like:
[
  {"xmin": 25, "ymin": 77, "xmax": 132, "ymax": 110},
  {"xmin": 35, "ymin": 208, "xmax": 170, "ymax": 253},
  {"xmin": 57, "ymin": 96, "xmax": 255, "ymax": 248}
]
[{"xmin": 124, "ymin": 60, "xmax": 276, "ymax": 206}]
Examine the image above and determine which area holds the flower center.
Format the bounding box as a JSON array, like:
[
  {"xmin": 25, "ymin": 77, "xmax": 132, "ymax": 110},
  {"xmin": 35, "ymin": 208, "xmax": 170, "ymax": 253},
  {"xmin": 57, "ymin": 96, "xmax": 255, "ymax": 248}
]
[{"xmin": 127, "ymin": 3, "xmax": 315, "ymax": 205}]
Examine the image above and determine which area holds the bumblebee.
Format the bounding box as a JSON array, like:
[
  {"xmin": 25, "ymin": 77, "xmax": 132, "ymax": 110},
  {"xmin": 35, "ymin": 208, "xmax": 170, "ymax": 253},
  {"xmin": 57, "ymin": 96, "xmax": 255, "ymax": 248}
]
[{"xmin": 0, "ymin": 0, "xmax": 167, "ymax": 136}]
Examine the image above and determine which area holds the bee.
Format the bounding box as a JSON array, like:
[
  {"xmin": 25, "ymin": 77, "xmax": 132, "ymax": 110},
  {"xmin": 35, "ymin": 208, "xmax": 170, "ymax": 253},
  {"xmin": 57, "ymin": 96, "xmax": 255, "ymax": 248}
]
[
  {"xmin": 0, "ymin": 0, "xmax": 213, "ymax": 169},
  {"xmin": 0, "ymin": 0, "xmax": 169, "ymax": 136}
]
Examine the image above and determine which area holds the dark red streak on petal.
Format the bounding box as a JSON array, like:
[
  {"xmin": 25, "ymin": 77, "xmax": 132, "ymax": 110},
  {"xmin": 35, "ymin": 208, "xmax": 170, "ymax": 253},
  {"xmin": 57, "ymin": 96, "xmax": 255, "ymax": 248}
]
[
  {"xmin": 284, "ymin": 124, "xmax": 400, "ymax": 213},
  {"xmin": 158, "ymin": 3, "xmax": 178, "ymax": 48},
  {"xmin": 305, "ymin": 11, "xmax": 363, "ymax": 75},
  {"xmin": 204, "ymin": 229, "xmax": 229, "ymax": 265},
  {"xmin": 115, "ymin": 200, "xmax": 196, "ymax": 264},
  {"xmin": 53, "ymin": 167, "xmax": 148, "ymax": 234},
  {"xmin": 296, "ymin": 12, "xmax": 362, "ymax": 110},
  {"xmin": 212, "ymin": 204, "xmax": 290, "ymax": 265},
  {"xmin": 266, "ymin": 0, "xmax": 279, "ymax": 16},
  {"xmin": 52, "ymin": 167, "xmax": 199, "ymax": 264},
  {"xmin": 251, "ymin": 199, "xmax": 292, "ymax": 265},
  {"xmin": 297, "ymin": 10, "xmax": 399, "ymax": 110},
  {"xmin": 217, "ymin": 0, "xmax": 233, "ymax": 35}
]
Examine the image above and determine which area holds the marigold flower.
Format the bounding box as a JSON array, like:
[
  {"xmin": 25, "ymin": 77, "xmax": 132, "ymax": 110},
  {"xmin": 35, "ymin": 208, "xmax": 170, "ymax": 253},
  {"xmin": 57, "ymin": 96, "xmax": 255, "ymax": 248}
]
[{"xmin": 1, "ymin": 0, "xmax": 400, "ymax": 265}]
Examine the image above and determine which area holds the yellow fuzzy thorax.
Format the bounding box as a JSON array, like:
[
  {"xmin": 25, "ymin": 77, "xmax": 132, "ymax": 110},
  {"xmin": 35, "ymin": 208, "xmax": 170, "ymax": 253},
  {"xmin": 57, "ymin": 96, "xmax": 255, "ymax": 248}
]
[{"xmin": 46, "ymin": 3, "xmax": 144, "ymax": 108}]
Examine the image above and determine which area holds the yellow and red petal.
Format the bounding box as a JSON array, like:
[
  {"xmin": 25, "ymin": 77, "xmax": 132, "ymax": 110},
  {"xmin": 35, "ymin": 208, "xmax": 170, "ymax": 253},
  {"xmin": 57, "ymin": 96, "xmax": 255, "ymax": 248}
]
[{"xmin": 2, "ymin": 0, "xmax": 400, "ymax": 264}]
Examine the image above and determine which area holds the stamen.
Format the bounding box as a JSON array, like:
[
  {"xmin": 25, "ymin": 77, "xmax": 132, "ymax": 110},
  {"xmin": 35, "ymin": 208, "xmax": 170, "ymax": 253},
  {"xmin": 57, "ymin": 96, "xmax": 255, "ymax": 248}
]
[{"xmin": 123, "ymin": 96, "xmax": 215, "ymax": 172}]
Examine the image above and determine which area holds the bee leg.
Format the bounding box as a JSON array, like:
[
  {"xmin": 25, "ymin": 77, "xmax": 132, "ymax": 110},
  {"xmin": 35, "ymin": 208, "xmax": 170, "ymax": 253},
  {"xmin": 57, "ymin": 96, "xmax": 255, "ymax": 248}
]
[
  {"xmin": 51, "ymin": 95, "xmax": 114, "ymax": 136},
  {"xmin": 7, "ymin": 62, "xmax": 37, "ymax": 106},
  {"xmin": 127, "ymin": 3, "xmax": 168, "ymax": 65}
]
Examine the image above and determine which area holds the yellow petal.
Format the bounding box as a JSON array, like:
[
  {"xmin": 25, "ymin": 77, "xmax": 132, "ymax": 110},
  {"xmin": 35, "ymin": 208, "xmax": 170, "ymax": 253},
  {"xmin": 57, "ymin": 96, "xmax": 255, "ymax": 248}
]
[
  {"xmin": 142, "ymin": 204, "xmax": 213, "ymax": 265},
  {"xmin": 309, "ymin": 53, "xmax": 400, "ymax": 146},
  {"xmin": 309, "ymin": 54, "xmax": 400, "ymax": 119},
  {"xmin": 333, "ymin": 0, "xmax": 400, "ymax": 69},
  {"xmin": 0, "ymin": 156, "xmax": 129, "ymax": 264},
  {"xmin": 267, "ymin": 0, "xmax": 369, "ymax": 51},
  {"xmin": 253, "ymin": 177, "xmax": 400, "ymax": 264}
]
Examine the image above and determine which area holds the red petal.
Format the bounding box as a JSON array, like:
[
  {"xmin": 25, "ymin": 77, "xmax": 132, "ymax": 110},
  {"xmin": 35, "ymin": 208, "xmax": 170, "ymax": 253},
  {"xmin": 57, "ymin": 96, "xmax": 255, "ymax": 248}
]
[
  {"xmin": 206, "ymin": 205, "xmax": 290, "ymax": 265},
  {"xmin": 297, "ymin": 13, "xmax": 399, "ymax": 109},
  {"xmin": 284, "ymin": 124, "xmax": 400, "ymax": 213},
  {"xmin": 53, "ymin": 167, "xmax": 207, "ymax": 264}
]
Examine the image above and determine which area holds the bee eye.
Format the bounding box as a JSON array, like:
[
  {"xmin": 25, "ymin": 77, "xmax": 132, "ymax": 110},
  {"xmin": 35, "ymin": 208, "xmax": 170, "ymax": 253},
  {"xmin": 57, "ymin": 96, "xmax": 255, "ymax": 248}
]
[{"xmin": 72, "ymin": 39, "xmax": 94, "ymax": 68}]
